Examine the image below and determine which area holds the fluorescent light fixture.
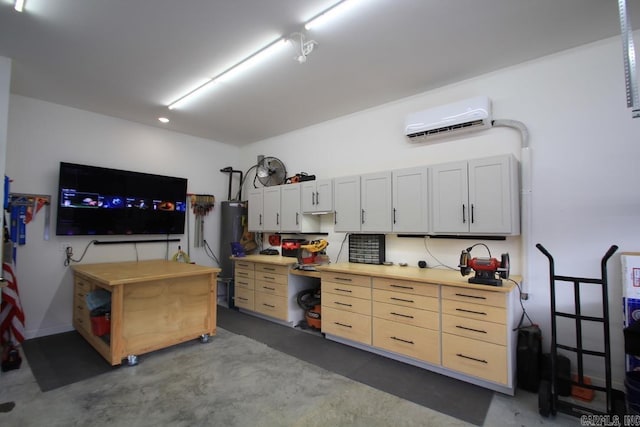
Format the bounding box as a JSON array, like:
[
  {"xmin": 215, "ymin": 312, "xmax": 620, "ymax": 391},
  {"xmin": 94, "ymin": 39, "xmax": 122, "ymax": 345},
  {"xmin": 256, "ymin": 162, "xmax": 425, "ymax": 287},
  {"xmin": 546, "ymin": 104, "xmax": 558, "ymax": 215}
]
[
  {"xmin": 158, "ymin": 117, "xmax": 170, "ymax": 123},
  {"xmin": 14, "ymin": 0, "xmax": 25, "ymax": 12},
  {"xmin": 167, "ymin": 37, "xmax": 288, "ymax": 110},
  {"xmin": 305, "ymin": 0, "xmax": 361, "ymax": 31}
]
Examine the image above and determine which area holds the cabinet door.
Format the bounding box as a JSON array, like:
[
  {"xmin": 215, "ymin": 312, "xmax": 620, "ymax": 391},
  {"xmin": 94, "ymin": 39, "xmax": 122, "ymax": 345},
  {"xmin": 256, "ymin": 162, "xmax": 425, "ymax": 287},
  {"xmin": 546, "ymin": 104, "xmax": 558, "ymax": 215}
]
[
  {"xmin": 262, "ymin": 186, "xmax": 281, "ymax": 231},
  {"xmin": 247, "ymin": 188, "xmax": 264, "ymax": 231},
  {"xmin": 431, "ymin": 161, "xmax": 469, "ymax": 233},
  {"xmin": 334, "ymin": 175, "xmax": 361, "ymax": 232},
  {"xmin": 361, "ymin": 172, "xmax": 392, "ymax": 232},
  {"xmin": 468, "ymin": 156, "xmax": 518, "ymax": 234},
  {"xmin": 392, "ymin": 167, "xmax": 429, "ymax": 233},
  {"xmin": 315, "ymin": 179, "xmax": 334, "ymax": 212},
  {"xmin": 280, "ymin": 183, "xmax": 301, "ymax": 232},
  {"xmin": 301, "ymin": 181, "xmax": 316, "ymax": 213}
]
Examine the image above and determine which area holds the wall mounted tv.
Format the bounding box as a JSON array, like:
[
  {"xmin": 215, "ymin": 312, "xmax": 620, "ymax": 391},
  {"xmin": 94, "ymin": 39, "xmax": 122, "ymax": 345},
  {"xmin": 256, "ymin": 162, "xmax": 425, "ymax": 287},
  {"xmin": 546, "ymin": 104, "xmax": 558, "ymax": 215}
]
[{"xmin": 56, "ymin": 162, "xmax": 188, "ymax": 236}]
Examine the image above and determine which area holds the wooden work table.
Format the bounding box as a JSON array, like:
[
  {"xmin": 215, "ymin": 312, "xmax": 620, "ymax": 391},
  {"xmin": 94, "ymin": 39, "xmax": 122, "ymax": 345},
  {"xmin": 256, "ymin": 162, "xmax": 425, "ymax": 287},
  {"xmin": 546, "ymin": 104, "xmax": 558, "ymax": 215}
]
[{"xmin": 72, "ymin": 260, "xmax": 220, "ymax": 366}]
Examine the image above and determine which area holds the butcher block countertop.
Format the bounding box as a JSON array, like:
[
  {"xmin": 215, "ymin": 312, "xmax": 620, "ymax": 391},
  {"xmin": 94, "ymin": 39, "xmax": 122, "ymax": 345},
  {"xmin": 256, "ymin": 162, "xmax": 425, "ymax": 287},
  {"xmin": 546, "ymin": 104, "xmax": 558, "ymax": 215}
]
[{"xmin": 317, "ymin": 262, "xmax": 520, "ymax": 293}]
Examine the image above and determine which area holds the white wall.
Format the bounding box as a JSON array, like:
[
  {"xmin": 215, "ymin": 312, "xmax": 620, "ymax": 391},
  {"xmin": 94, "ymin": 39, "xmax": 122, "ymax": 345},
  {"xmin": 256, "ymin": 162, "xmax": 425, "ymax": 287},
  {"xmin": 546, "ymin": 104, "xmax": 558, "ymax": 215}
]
[
  {"xmin": 6, "ymin": 95, "xmax": 240, "ymax": 337},
  {"xmin": 240, "ymin": 34, "xmax": 640, "ymax": 387}
]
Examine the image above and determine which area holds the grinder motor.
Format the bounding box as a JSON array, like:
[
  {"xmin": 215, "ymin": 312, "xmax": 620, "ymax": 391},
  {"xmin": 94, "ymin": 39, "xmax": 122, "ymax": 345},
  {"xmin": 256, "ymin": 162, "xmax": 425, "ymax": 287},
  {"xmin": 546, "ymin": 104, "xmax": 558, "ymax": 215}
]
[{"xmin": 459, "ymin": 245, "xmax": 510, "ymax": 286}]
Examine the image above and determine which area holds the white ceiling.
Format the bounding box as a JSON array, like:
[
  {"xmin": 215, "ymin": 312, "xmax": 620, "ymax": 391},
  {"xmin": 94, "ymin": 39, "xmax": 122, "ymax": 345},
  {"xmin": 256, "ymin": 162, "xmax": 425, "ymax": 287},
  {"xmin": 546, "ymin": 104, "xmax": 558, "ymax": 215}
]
[{"xmin": 1, "ymin": 0, "xmax": 639, "ymax": 146}]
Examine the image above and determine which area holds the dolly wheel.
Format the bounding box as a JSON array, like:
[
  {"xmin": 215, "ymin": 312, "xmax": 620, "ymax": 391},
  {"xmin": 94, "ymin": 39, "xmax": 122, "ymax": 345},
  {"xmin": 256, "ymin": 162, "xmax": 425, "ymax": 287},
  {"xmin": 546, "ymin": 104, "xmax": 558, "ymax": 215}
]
[{"xmin": 538, "ymin": 380, "xmax": 552, "ymax": 417}]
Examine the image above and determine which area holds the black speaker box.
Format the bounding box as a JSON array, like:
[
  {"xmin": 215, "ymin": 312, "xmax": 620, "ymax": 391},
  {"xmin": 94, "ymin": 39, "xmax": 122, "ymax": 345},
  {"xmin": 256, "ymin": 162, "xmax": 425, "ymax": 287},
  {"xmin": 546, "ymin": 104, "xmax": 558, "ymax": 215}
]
[
  {"xmin": 517, "ymin": 325, "xmax": 542, "ymax": 392},
  {"xmin": 541, "ymin": 353, "xmax": 572, "ymax": 396}
]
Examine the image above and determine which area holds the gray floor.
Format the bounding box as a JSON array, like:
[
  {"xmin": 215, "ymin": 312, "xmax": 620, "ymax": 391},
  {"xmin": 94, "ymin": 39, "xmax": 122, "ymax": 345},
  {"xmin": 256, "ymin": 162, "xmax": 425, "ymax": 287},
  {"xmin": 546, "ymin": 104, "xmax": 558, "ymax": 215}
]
[{"xmin": 0, "ymin": 318, "xmax": 581, "ymax": 426}]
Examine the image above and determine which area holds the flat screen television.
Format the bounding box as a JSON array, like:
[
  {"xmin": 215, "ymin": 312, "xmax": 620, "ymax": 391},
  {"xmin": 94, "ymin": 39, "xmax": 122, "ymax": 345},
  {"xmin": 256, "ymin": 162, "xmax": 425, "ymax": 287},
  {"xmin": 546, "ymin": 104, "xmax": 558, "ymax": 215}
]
[{"xmin": 56, "ymin": 162, "xmax": 188, "ymax": 236}]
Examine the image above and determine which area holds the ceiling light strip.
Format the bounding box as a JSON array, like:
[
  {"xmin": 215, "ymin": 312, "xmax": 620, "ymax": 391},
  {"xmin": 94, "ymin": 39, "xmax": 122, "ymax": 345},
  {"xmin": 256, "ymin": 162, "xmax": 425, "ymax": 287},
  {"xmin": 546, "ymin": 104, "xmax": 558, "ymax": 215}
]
[
  {"xmin": 168, "ymin": 37, "xmax": 287, "ymax": 110},
  {"xmin": 618, "ymin": 0, "xmax": 640, "ymax": 117},
  {"xmin": 305, "ymin": 0, "xmax": 357, "ymax": 30},
  {"xmin": 14, "ymin": 0, "xmax": 25, "ymax": 12}
]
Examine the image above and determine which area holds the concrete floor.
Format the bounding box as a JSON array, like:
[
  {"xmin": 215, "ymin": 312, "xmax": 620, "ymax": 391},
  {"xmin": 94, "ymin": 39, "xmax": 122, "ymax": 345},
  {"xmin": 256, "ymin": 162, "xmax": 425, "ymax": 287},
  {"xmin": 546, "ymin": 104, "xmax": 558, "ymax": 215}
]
[{"xmin": 0, "ymin": 328, "xmax": 581, "ymax": 426}]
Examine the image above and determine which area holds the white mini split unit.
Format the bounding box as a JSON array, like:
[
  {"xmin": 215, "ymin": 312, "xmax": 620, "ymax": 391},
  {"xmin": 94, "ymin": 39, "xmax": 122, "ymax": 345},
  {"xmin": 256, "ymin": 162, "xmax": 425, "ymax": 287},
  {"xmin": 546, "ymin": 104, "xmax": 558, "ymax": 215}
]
[{"xmin": 404, "ymin": 96, "xmax": 492, "ymax": 143}]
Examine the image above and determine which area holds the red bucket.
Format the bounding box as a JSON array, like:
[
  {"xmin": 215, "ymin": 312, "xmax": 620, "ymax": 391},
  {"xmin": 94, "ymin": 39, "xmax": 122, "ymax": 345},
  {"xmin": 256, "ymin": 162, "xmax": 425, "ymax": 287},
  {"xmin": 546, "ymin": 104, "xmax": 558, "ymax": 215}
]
[{"xmin": 91, "ymin": 314, "xmax": 110, "ymax": 336}]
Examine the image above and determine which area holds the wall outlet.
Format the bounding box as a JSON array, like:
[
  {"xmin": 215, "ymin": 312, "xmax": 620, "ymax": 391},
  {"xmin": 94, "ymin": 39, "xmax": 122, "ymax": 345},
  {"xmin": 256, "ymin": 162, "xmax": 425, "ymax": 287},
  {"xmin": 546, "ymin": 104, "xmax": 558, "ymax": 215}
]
[{"xmin": 59, "ymin": 242, "xmax": 71, "ymax": 252}]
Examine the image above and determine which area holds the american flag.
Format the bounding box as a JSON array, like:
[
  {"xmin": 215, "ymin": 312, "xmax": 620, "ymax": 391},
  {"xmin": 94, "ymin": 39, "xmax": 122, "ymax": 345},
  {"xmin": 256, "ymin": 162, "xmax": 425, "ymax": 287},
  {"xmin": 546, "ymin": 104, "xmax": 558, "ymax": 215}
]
[{"xmin": 0, "ymin": 260, "xmax": 25, "ymax": 344}]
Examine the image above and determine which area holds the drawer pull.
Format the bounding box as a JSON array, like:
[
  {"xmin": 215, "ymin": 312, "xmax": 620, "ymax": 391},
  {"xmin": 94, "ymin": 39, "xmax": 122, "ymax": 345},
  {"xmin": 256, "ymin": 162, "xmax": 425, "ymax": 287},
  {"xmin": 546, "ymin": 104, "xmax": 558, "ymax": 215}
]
[
  {"xmin": 236, "ymin": 296, "xmax": 248, "ymax": 301},
  {"xmin": 263, "ymin": 276, "xmax": 276, "ymax": 280},
  {"xmin": 333, "ymin": 288, "xmax": 352, "ymax": 293},
  {"xmin": 263, "ymin": 286, "xmax": 276, "ymax": 291},
  {"xmin": 454, "ymin": 293, "xmax": 486, "ymax": 300},
  {"xmin": 237, "ymin": 272, "xmax": 248, "ymax": 277},
  {"xmin": 455, "ymin": 308, "xmax": 487, "ymax": 316},
  {"xmin": 334, "ymin": 322, "xmax": 352, "ymax": 328},
  {"xmin": 390, "ymin": 284, "xmax": 414, "ymax": 290},
  {"xmin": 334, "ymin": 301, "xmax": 352, "ymax": 307},
  {"xmin": 456, "ymin": 353, "xmax": 488, "ymax": 364},
  {"xmin": 390, "ymin": 297, "xmax": 414, "ymax": 303},
  {"xmin": 237, "ymin": 281, "xmax": 249, "ymax": 286},
  {"xmin": 391, "ymin": 336, "xmax": 414, "ymax": 345},
  {"xmin": 456, "ymin": 325, "xmax": 487, "ymax": 334},
  {"xmin": 390, "ymin": 312, "xmax": 414, "ymax": 319},
  {"xmin": 263, "ymin": 303, "xmax": 276, "ymax": 308},
  {"xmin": 334, "ymin": 277, "xmax": 353, "ymax": 282},
  {"xmin": 263, "ymin": 267, "xmax": 276, "ymax": 271}
]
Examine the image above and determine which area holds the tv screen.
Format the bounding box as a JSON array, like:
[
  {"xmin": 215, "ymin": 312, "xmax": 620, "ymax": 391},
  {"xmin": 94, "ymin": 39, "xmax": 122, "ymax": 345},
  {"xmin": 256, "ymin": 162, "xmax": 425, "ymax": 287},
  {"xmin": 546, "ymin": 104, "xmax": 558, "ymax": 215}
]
[{"xmin": 56, "ymin": 162, "xmax": 188, "ymax": 236}]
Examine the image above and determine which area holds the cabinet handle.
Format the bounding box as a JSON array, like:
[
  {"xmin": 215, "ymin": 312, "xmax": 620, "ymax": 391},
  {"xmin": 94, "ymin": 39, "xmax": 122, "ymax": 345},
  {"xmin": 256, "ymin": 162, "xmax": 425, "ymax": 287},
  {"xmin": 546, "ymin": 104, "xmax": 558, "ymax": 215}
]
[
  {"xmin": 276, "ymin": 213, "xmax": 279, "ymax": 225},
  {"xmin": 391, "ymin": 336, "xmax": 414, "ymax": 345},
  {"xmin": 263, "ymin": 276, "xmax": 275, "ymax": 280},
  {"xmin": 312, "ymin": 192, "xmax": 316, "ymax": 205},
  {"xmin": 390, "ymin": 284, "xmax": 414, "ymax": 290},
  {"xmin": 334, "ymin": 212, "xmax": 337, "ymax": 224},
  {"xmin": 296, "ymin": 212, "xmax": 299, "ymax": 225},
  {"xmin": 455, "ymin": 308, "xmax": 487, "ymax": 316},
  {"xmin": 462, "ymin": 204, "xmax": 466, "ymax": 223},
  {"xmin": 393, "ymin": 208, "xmax": 397, "ymax": 224},
  {"xmin": 454, "ymin": 293, "xmax": 486, "ymax": 300},
  {"xmin": 333, "ymin": 277, "xmax": 353, "ymax": 282},
  {"xmin": 456, "ymin": 353, "xmax": 488, "ymax": 364},
  {"xmin": 263, "ymin": 303, "xmax": 276, "ymax": 308},
  {"xmin": 236, "ymin": 296, "xmax": 248, "ymax": 301},
  {"xmin": 316, "ymin": 191, "xmax": 319, "ymax": 205},
  {"xmin": 263, "ymin": 286, "xmax": 275, "ymax": 291},
  {"xmin": 334, "ymin": 322, "xmax": 352, "ymax": 328},
  {"xmin": 263, "ymin": 267, "xmax": 275, "ymax": 271},
  {"xmin": 334, "ymin": 301, "xmax": 352, "ymax": 307},
  {"xmin": 390, "ymin": 297, "xmax": 414, "ymax": 303},
  {"xmin": 471, "ymin": 204, "xmax": 475, "ymax": 224},
  {"xmin": 361, "ymin": 209, "xmax": 365, "ymax": 224},
  {"xmin": 456, "ymin": 325, "xmax": 487, "ymax": 334},
  {"xmin": 390, "ymin": 312, "xmax": 414, "ymax": 319},
  {"xmin": 333, "ymin": 287, "xmax": 352, "ymax": 293},
  {"xmin": 259, "ymin": 214, "xmax": 262, "ymax": 226}
]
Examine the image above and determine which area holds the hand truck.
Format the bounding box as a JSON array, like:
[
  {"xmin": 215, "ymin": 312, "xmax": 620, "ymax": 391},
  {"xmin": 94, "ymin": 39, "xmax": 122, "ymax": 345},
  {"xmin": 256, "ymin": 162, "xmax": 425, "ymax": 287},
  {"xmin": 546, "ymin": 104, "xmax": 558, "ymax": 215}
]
[{"xmin": 536, "ymin": 243, "xmax": 625, "ymax": 418}]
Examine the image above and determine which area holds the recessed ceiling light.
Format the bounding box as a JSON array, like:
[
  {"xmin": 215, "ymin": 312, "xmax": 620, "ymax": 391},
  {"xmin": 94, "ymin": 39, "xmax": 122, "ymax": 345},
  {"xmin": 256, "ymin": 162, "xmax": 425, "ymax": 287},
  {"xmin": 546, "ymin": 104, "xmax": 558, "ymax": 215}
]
[
  {"xmin": 158, "ymin": 117, "xmax": 170, "ymax": 123},
  {"xmin": 14, "ymin": 0, "xmax": 25, "ymax": 12}
]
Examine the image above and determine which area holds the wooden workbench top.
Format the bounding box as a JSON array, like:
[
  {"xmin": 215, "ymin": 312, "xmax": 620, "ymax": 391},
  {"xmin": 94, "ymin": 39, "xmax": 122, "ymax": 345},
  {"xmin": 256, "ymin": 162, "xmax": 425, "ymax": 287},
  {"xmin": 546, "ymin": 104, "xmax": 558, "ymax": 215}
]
[
  {"xmin": 232, "ymin": 255, "xmax": 298, "ymax": 265},
  {"xmin": 317, "ymin": 262, "xmax": 520, "ymax": 292},
  {"xmin": 72, "ymin": 259, "xmax": 220, "ymax": 286}
]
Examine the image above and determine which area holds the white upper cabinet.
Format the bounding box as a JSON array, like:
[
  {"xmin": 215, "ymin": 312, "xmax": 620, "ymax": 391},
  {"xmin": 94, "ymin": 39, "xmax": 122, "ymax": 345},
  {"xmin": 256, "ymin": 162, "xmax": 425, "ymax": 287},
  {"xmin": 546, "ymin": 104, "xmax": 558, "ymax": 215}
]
[
  {"xmin": 361, "ymin": 171, "xmax": 392, "ymax": 233},
  {"xmin": 262, "ymin": 186, "xmax": 282, "ymax": 232},
  {"xmin": 280, "ymin": 183, "xmax": 320, "ymax": 233},
  {"xmin": 247, "ymin": 184, "xmax": 320, "ymax": 233},
  {"xmin": 247, "ymin": 188, "xmax": 264, "ymax": 232},
  {"xmin": 431, "ymin": 154, "xmax": 520, "ymax": 235},
  {"xmin": 301, "ymin": 179, "xmax": 334, "ymax": 213},
  {"xmin": 392, "ymin": 166, "xmax": 429, "ymax": 233},
  {"xmin": 333, "ymin": 175, "xmax": 362, "ymax": 232}
]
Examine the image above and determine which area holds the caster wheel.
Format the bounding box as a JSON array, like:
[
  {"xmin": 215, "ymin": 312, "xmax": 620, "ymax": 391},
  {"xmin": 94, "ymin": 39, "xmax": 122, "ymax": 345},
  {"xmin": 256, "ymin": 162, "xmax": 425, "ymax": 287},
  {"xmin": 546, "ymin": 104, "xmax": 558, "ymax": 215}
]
[
  {"xmin": 538, "ymin": 380, "xmax": 552, "ymax": 417},
  {"xmin": 126, "ymin": 354, "xmax": 139, "ymax": 366},
  {"xmin": 199, "ymin": 334, "xmax": 210, "ymax": 343}
]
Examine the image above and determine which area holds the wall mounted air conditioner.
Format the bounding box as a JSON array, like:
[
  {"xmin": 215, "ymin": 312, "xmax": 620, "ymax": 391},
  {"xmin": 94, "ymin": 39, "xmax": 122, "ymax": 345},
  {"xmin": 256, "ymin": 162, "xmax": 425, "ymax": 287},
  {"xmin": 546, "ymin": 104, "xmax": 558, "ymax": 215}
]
[{"xmin": 404, "ymin": 96, "xmax": 492, "ymax": 143}]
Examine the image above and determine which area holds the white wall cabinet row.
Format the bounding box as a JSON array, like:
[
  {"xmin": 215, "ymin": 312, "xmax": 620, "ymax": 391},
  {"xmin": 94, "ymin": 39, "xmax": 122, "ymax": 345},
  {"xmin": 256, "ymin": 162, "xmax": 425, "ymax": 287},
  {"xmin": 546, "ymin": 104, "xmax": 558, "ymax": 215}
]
[{"xmin": 247, "ymin": 154, "xmax": 520, "ymax": 236}]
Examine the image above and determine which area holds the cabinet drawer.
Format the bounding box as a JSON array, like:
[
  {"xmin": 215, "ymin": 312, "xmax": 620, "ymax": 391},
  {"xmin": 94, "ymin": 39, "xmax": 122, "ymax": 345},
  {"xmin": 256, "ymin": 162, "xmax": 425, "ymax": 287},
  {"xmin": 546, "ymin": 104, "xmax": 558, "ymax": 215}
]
[
  {"xmin": 441, "ymin": 286, "xmax": 506, "ymax": 308},
  {"xmin": 235, "ymin": 268, "xmax": 255, "ymax": 280},
  {"xmin": 256, "ymin": 263, "xmax": 289, "ymax": 276},
  {"xmin": 75, "ymin": 276, "xmax": 93, "ymax": 293},
  {"xmin": 234, "ymin": 287, "xmax": 254, "ymax": 311},
  {"xmin": 323, "ymin": 282, "xmax": 371, "ymax": 300},
  {"xmin": 256, "ymin": 272, "xmax": 288, "ymax": 285},
  {"xmin": 320, "ymin": 272, "xmax": 371, "ymax": 288},
  {"xmin": 234, "ymin": 277, "xmax": 254, "ymax": 291},
  {"xmin": 372, "ymin": 289, "xmax": 438, "ymax": 312},
  {"xmin": 442, "ymin": 299, "xmax": 506, "ymax": 324},
  {"xmin": 373, "ymin": 278, "xmax": 438, "ymax": 298},
  {"xmin": 322, "ymin": 293, "xmax": 371, "ymax": 316},
  {"xmin": 372, "ymin": 301, "xmax": 439, "ymax": 331},
  {"xmin": 235, "ymin": 261, "xmax": 254, "ymax": 270},
  {"xmin": 255, "ymin": 281, "xmax": 287, "ymax": 297},
  {"xmin": 442, "ymin": 314, "xmax": 506, "ymax": 346},
  {"xmin": 373, "ymin": 317, "xmax": 440, "ymax": 364},
  {"xmin": 254, "ymin": 292, "xmax": 287, "ymax": 321},
  {"xmin": 322, "ymin": 306, "xmax": 371, "ymax": 345},
  {"xmin": 442, "ymin": 333, "xmax": 507, "ymax": 385}
]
